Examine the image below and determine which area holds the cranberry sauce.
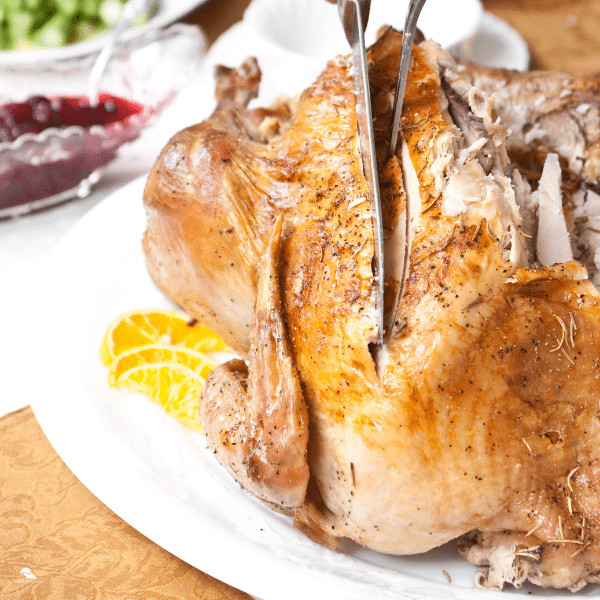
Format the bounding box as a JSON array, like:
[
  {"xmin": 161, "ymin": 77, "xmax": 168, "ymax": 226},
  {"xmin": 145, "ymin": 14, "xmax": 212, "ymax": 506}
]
[
  {"xmin": 0, "ymin": 94, "xmax": 144, "ymax": 143},
  {"xmin": 0, "ymin": 94, "xmax": 147, "ymax": 214}
]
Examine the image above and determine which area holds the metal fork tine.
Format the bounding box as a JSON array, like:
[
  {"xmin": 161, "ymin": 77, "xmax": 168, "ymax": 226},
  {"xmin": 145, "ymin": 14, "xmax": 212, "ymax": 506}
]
[
  {"xmin": 383, "ymin": 0, "xmax": 426, "ymax": 341},
  {"xmin": 388, "ymin": 0, "xmax": 427, "ymax": 159},
  {"xmin": 337, "ymin": 0, "xmax": 386, "ymax": 346}
]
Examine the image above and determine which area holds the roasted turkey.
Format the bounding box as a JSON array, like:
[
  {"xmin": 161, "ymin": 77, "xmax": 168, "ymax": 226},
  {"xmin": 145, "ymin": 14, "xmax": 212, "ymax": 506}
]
[
  {"xmin": 460, "ymin": 62, "xmax": 600, "ymax": 288},
  {"xmin": 142, "ymin": 28, "xmax": 600, "ymax": 592}
]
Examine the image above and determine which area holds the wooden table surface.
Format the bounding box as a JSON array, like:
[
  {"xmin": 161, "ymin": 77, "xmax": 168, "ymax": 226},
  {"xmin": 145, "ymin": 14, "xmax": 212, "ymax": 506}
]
[
  {"xmin": 481, "ymin": 0, "xmax": 600, "ymax": 73},
  {"xmin": 182, "ymin": 0, "xmax": 251, "ymax": 47},
  {"xmin": 182, "ymin": 0, "xmax": 600, "ymax": 75}
]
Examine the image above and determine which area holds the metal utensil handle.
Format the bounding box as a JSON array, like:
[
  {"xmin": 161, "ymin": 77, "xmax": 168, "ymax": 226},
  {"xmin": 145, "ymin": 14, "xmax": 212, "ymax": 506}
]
[
  {"xmin": 337, "ymin": 0, "xmax": 386, "ymax": 346},
  {"xmin": 337, "ymin": 0, "xmax": 371, "ymax": 36},
  {"xmin": 388, "ymin": 0, "xmax": 427, "ymax": 158},
  {"xmin": 88, "ymin": 0, "xmax": 148, "ymax": 107}
]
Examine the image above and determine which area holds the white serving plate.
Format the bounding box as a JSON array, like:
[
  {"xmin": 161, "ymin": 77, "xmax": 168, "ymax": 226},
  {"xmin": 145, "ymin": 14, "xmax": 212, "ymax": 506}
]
[
  {"xmin": 29, "ymin": 177, "xmax": 585, "ymax": 600},
  {"xmin": 23, "ymin": 5, "xmax": 540, "ymax": 598}
]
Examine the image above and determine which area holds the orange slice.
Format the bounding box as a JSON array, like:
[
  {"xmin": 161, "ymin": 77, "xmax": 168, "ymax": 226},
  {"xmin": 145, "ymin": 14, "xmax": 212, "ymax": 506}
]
[
  {"xmin": 111, "ymin": 360, "xmax": 206, "ymax": 431},
  {"xmin": 100, "ymin": 308, "xmax": 227, "ymax": 366},
  {"xmin": 100, "ymin": 309, "xmax": 227, "ymax": 431}
]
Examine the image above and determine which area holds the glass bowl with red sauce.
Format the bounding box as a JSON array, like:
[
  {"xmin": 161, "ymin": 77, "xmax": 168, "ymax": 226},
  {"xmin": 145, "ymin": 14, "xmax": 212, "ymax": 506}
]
[{"xmin": 0, "ymin": 23, "xmax": 205, "ymax": 219}]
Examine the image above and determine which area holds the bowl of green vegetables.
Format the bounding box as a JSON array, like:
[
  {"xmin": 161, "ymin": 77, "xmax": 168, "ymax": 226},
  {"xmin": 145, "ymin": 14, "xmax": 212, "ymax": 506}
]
[{"xmin": 0, "ymin": 0, "xmax": 208, "ymax": 64}]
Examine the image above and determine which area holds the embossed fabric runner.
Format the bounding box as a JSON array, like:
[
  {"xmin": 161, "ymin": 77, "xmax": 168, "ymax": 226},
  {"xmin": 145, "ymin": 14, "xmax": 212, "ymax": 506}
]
[{"xmin": 0, "ymin": 407, "xmax": 253, "ymax": 600}]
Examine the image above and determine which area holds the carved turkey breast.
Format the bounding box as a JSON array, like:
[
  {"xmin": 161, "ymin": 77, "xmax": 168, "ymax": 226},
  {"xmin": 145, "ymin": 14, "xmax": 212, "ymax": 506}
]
[{"xmin": 142, "ymin": 28, "xmax": 600, "ymax": 592}]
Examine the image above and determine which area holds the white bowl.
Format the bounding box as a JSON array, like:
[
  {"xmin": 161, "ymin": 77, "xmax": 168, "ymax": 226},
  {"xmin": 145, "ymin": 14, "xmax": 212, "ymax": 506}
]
[
  {"xmin": 453, "ymin": 11, "xmax": 529, "ymax": 71},
  {"xmin": 243, "ymin": 0, "xmax": 483, "ymax": 63},
  {"xmin": 367, "ymin": 0, "xmax": 483, "ymax": 49}
]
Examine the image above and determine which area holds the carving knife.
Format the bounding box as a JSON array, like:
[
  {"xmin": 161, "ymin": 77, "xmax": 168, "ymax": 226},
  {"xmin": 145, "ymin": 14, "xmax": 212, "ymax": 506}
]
[
  {"xmin": 338, "ymin": 0, "xmax": 385, "ymax": 346},
  {"xmin": 385, "ymin": 0, "xmax": 427, "ymax": 338}
]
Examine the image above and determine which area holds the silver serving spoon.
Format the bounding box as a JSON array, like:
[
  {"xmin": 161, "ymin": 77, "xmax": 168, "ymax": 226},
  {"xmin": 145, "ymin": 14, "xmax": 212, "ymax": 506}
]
[{"xmin": 87, "ymin": 0, "xmax": 150, "ymax": 107}]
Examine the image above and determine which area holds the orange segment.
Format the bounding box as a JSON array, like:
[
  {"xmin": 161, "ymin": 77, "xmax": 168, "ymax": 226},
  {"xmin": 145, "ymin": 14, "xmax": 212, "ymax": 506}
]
[
  {"xmin": 109, "ymin": 345, "xmax": 219, "ymax": 385},
  {"xmin": 100, "ymin": 308, "xmax": 228, "ymax": 366},
  {"xmin": 113, "ymin": 362, "xmax": 206, "ymax": 431},
  {"xmin": 100, "ymin": 309, "xmax": 228, "ymax": 431}
]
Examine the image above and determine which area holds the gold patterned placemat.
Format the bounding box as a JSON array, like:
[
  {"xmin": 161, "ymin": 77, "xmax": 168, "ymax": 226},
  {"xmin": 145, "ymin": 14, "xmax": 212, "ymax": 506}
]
[{"xmin": 0, "ymin": 406, "xmax": 253, "ymax": 600}]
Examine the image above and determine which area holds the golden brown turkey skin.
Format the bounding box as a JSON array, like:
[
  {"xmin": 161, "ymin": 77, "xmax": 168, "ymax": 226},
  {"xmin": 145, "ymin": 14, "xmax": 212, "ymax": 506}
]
[
  {"xmin": 142, "ymin": 110, "xmax": 278, "ymax": 352},
  {"xmin": 200, "ymin": 216, "xmax": 309, "ymax": 514},
  {"xmin": 143, "ymin": 29, "xmax": 600, "ymax": 591}
]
